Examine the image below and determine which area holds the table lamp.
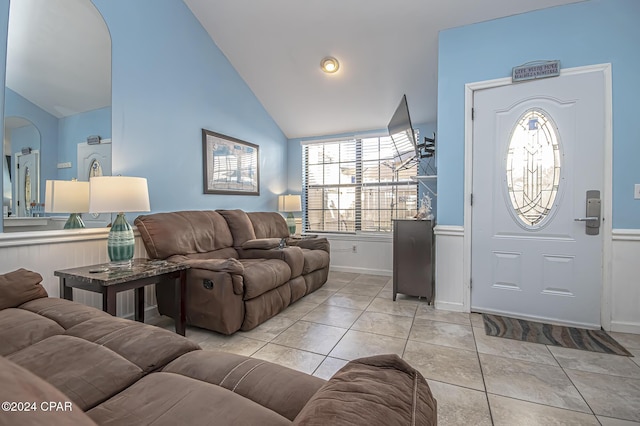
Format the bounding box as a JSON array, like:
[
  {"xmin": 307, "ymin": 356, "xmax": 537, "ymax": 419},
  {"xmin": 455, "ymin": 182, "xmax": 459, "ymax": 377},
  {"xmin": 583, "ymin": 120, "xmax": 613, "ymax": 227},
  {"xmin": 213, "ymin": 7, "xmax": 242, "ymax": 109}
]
[
  {"xmin": 89, "ymin": 176, "xmax": 150, "ymax": 266},
  {"xmin": 44, "ymin": 180, "xmax": 90, "ymax": 229},
  {"xmin": 278, "ymin": 194, "xmax": 301, "ymax": 235}
]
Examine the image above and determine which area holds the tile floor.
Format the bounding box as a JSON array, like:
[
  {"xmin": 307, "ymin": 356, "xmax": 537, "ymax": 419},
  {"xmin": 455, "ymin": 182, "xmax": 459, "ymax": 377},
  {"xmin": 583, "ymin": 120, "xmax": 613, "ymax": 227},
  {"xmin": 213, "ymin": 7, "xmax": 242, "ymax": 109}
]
[{"xmin": 149, "ymin": 271, "xmax": 640, "ymax": 425}]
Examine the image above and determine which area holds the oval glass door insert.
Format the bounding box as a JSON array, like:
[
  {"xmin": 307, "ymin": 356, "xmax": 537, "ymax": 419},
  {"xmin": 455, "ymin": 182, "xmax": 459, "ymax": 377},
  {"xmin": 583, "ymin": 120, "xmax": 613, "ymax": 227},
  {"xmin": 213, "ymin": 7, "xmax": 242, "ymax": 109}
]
[{"xmin": 506, "ymin": 108, "xmax": 561, "ymax": 228}]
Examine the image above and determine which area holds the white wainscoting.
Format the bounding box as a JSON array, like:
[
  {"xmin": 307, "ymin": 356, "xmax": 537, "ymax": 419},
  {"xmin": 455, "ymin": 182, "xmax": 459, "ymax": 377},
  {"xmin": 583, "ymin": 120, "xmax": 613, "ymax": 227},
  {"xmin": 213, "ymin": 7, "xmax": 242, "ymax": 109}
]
[
  {"xmin": 434, "ymin": 225, "xmax": 640, "ymax": 334},
  {"xmin": 323, "ymin": 233, "xmax": 393, "ymax": 276},
  {"xmin": 0, "ymin": 228, "xmax": 154, "ymax": 319}
]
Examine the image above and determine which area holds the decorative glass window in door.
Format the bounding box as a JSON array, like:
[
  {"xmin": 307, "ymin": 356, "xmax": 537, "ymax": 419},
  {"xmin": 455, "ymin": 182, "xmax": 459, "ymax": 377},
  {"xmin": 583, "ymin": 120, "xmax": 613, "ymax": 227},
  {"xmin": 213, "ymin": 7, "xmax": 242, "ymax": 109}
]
[
  {"xmin": 89, "ymin": 159, "xmax": 103, "ymax": 178},
  {"xmin": 506, "ymin": 108, "xmax": 561, "ymax": 228}
]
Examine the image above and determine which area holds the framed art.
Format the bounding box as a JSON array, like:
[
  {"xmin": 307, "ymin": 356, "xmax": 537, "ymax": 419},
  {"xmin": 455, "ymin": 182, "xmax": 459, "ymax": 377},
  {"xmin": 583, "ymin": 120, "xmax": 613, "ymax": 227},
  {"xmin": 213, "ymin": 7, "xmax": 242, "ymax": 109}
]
[{"xmin": 202, "ymin": 129, "xmax": 260, "ymax": 195}]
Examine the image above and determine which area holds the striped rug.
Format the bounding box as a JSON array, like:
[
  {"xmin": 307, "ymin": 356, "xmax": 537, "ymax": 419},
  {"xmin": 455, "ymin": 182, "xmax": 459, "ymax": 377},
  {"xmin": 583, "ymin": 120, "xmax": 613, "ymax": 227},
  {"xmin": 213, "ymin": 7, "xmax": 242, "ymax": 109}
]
[{"xmin": 482, "ymin": 313, "xmax": 632, "ymax": 357}]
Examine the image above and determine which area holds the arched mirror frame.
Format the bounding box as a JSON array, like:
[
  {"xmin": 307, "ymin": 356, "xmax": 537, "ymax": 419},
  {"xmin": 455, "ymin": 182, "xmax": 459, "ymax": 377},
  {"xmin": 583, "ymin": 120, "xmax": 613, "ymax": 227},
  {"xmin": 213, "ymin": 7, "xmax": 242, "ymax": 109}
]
[{"xmin": 1, "ymin": 0, "xmax": 111, "ymax": 233}]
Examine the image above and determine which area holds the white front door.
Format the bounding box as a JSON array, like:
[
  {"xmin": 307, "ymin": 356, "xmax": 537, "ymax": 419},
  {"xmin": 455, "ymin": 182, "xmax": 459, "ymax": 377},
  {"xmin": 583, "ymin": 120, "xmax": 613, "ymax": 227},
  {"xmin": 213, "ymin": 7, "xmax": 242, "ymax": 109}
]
[
  {"xmin": 471, "ymin": 66, "xmax": 608, "ymax": 328},
  {"xmin": 77, "ymin": 140, "xmax": 111, "ymax": 227},
  {"xmin": 14, "ymin": 150, "xmax": 40, "ymax": 217}
]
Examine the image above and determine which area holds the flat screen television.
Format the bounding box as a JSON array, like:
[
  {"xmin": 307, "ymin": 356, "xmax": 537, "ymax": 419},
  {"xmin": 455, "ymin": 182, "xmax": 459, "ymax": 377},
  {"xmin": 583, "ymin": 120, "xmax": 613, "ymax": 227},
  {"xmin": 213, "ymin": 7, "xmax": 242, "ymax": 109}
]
[{"xmin": 387, "ymin": 95, "xmax": 418, "ymax": 166}]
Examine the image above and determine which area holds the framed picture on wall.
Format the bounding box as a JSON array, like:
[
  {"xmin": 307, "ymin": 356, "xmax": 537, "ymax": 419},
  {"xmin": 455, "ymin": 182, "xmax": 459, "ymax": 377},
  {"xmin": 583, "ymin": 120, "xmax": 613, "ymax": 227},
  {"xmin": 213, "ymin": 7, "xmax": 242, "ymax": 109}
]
[{"xmin": 202, "ymin": 129, "xmax": 260, "ymax": 195}]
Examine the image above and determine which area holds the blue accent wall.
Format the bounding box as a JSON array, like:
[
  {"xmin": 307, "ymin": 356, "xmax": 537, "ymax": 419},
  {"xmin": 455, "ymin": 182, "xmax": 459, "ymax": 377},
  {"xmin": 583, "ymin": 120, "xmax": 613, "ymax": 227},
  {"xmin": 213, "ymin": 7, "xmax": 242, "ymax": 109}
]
[
  {"xmin": 437, "ymin": 0, "xmax": 640, "ymax": 228},
  {"xmin": 92, "ymin": 0, "xmax": 288, "ymax": 213}
]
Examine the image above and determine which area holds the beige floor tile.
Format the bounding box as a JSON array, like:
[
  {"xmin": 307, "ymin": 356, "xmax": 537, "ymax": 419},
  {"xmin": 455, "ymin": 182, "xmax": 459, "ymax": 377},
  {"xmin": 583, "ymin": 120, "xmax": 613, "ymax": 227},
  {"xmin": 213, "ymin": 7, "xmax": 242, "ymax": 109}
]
[
  {"xmin": 323, "ymin": 293, "xmax": 374, "ymax": 310},
  {"xmin": 320, "ymin": 280, "xmax": 348, "ymax": 292},
  {"xmin": 338, "ymin": 282, "xmax": 385, "ymax": 297},
  {"xmin": 610, "ymin": 332, "xmax": 640, "ymax": 350},
  {"xmin": 277, "ymin": 301, "xmax": 319, "ymax": 320},
  {"xmin": 488, "ymin": 394, "xmax": 600, "ymax": 426},
  {"xmin": 597, "ymin": 416, "xmax": 640, "ymax": 425},
  {"xmin": 630, "ymin": 349, "xmax": 640, "ymax": 367},
  {"xmin": 238, "ymin": 315, "xmax": 296, "ymax": 342},
  {"xmin": 548, "ymin": 346, "xmax": 640, "ymax": 378},
  {"xmin": 300, "ymin": 289, "xmax": 335, "ymax": 304},
  {"xmin": 328, "ymin": 330, "xmax": 406, "ymax": 361},
  {"xmin": 470, "ymin": 312, "xmax": 485, "ymax": 328},
  {"xmin": 410, "ymin": 318, "xmax": 475, "ymax": 351},
  {"xmin": 366, "ymin": 297, "xmax": 418, "ymax": 317},
  {"xmin": 327, "ymin": 271, "xmax": 359, "ymax": 283},
  {"xmin": 301, "ymin": 304, "xmax": 363, "ymax": 329},
  {"xmin": 427, "ymin": 380, "xmax": 492, "ymax": 426},
  {"xmin": 403, "ymin": 340, "xmax": 484, "ymax": 391},
  {"xmin": 415, "ymin": 304, "xmax": 471, "ymax": 325},
  {"xmin": 312, "ymin": 357, "xmax": 349, "ymax": 380},
  {"xmin": 566, "ymin": 368, "xmax": 640, "ymax": 422},
  {"xmin": 474, "ymin": 327, "xmax": 558, "ymax": 366},
  {"xmin": 351, "ymin": 311, "xmax": 413, "ymax": 339},
  {"xmin": 479, "ymin": 353, "xmax": 590, "ymax": 413},
  {"xmin": 271, "ymin": 321, "xmax": 347, "ymax": 355},
  {"xmin": 198, "ymin": 334, "xmax": 266, "ymax": 356},
  {"xmin": 185, "ymin": 326, "xmax": 216, "ymax": 344},
  {"xmin": 351, "ymin": 274, "xmax": 390, "ymax": 286},
  {"xmin": 252, "ymin": 343, "xmax": 325, "ymax": 375}
]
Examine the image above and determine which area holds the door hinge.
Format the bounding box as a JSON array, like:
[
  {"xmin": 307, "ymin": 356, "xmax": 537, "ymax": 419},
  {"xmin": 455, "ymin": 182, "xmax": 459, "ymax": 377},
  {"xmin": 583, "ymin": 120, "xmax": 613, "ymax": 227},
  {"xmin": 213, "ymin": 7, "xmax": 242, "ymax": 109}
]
[
  {"xmin": 471, "ymin": 108, "xmax": 475, "ymax": 120},
  {"xmin": 470, "ymin": 193, "xmax": 473, "ymax": 206},
  {"xmin": 470, "ymin": 278, "xmax": 472, "ymax": 289}
]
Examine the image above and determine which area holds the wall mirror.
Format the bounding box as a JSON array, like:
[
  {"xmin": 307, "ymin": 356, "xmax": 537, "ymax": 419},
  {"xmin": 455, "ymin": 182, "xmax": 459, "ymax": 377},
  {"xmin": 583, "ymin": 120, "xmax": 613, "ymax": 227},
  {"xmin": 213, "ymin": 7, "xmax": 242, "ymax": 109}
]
[{"xmin": 2, "ymin": 0, "xmax": 111, "ymax": 232}]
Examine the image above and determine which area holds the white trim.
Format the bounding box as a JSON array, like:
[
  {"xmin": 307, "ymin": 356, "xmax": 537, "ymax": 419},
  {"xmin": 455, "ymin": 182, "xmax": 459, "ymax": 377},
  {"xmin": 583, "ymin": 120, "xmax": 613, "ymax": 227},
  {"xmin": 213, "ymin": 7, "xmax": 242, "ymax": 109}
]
[
  {"xmin": 434, "ymin": 225, "xmax": 463, "ymax": 237},
  {"xmin": 464, "ymin": 63, "xmax": 613, "ymax": 327},
  {"xmin": 434, "ymin": 301, "xmax": 465, "ymax": 312},
  {"xmin": 330, "ymin": 265, "xmax": 392, "ymax": 277},
  {"xmin": 612, "ymin": 229, "xmax": 640, "ymax": 241},
  {"xmin": 0, "ymin": 226, "xmax": 142, "ymax": 248},
  {"xmin": 321, "ymin": 232, "xmax": 392, "ymax": 243}
]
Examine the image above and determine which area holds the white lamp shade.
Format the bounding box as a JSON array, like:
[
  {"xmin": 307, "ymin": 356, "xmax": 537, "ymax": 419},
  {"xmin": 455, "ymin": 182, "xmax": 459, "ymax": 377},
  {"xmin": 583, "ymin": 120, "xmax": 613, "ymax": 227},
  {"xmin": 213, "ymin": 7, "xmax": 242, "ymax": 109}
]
[
  {"xmin": 44, "ymin": 180, "xmax": 90, "ymax": 213},
  {"xmin": 278, "ymin": 194, "xmax": 301, "ymax": 212},
  {"xmin": 89, "ymin": 176, "xmax": 150, "ymax": 214}
]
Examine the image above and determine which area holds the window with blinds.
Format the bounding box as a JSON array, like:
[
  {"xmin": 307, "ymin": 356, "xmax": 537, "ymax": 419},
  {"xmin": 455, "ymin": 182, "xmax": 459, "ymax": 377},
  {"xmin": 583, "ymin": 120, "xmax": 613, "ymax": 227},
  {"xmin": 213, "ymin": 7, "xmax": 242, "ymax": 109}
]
[{"xmin": 303, "ymin": 136, "xmax": 418, "ymax": 233}]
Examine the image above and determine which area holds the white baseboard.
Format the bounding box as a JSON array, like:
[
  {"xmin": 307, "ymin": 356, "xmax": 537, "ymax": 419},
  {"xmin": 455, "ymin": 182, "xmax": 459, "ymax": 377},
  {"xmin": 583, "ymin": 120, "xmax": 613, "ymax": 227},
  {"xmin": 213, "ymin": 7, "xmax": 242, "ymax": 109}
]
[
  {"xmin": 610, "ymin": 321, "xmax": 640, "ymax": 335},
  {"xmin": 330, "ymin": 265, "xmax": 392, "ymax": 277},
  {"xmin": 435, "ymin": 301, "xmax": 465, "ymax": 312}
]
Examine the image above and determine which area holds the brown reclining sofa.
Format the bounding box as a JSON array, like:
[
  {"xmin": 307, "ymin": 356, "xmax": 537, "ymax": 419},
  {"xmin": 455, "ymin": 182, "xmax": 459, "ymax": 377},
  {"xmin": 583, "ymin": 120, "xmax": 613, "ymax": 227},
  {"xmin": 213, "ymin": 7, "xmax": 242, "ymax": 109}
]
[
  {"xmin": 134, "ymin": 209, "xmax": 330, "ymax": 334},
  {"xmin": 0, "ymin": 268, "xmax": 437, "ymax": 425}
]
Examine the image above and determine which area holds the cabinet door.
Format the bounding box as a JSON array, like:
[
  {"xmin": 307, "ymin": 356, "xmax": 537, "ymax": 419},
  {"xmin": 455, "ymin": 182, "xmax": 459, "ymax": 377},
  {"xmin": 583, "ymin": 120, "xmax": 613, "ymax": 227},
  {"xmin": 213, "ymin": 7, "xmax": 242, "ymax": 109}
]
[{"xmin": 393, "ymin": 220, "xmax": 432, "ymax": 301}]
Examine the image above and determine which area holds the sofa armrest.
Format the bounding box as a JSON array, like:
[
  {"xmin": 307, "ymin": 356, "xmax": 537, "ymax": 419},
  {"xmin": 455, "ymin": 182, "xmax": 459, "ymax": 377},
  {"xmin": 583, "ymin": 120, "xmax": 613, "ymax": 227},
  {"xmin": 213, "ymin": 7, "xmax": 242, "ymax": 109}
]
[
  {"xmin": 293, "ymin": 354, "xmax": 437, "ymax": 425},
  {"xmin": 241, "ymin": 238, "xmax": 282, "ymax": 250},
  {"xmin": 287, "ymin": 237, "xmax": 330, "ymax": 253},
  {"xmin": 166, "ymin": 255, "xmax": 243, "ymax": 274}
]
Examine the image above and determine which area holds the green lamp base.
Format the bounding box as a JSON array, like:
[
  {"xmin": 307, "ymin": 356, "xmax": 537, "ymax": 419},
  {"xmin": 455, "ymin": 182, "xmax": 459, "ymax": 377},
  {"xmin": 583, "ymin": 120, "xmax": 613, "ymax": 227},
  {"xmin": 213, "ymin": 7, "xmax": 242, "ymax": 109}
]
[
  {"xmin": 286, "ymin": 212, "xmax": 296, "ymax": 235},
  {"xmin": 63, "ymin": 213, "xmax": 86, "ymax": 229},
  {"xmin": 107, "ymin": 213, "xmax": 135, "ymax": 267}
]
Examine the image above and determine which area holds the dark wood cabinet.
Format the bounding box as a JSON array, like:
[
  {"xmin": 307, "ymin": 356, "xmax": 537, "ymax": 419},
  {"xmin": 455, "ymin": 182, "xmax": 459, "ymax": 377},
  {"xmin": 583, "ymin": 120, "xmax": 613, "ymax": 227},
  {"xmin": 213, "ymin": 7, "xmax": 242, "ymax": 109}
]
[{"xmin": 392, "ymin": 219, "xmax": 434, "ymax": 304}]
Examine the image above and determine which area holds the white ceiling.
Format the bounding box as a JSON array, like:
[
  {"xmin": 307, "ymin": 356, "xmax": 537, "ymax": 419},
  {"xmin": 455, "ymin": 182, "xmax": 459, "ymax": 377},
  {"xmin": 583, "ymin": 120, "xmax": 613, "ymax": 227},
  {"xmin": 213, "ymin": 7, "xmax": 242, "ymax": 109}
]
[
  {"xmin": 5, "ymin": 0, "xmax": 110, "ymax": 119},
  {"xmin": 185, "ymin": 0, "xmax": 583, "ymax": 139},
  {"xmin": 5, "ymin": 0, "xmax": 583, "ymax": 138}
]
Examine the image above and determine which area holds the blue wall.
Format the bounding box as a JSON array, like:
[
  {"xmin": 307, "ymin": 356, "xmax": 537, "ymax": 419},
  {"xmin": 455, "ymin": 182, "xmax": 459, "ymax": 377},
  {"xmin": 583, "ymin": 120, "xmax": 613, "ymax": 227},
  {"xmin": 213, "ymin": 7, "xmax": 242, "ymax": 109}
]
[
  {"xmin": 57, "ymin": 107, "xmax": 111, "ymax": 180},
  {"xmin": 437, "ymin": 0, "xmax": 640, "ymax": 228},
  {"xmin": 92, "ymin": 0, "xmax": 288, "ymax": 214}
]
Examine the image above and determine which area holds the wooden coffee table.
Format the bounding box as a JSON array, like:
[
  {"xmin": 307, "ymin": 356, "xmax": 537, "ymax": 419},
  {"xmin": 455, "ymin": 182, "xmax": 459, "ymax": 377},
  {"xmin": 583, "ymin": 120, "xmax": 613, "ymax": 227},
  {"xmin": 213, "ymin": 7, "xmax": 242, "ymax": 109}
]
[{"xmin": 55, "ymin": 258, "xmax": 189, "ymax": 335}]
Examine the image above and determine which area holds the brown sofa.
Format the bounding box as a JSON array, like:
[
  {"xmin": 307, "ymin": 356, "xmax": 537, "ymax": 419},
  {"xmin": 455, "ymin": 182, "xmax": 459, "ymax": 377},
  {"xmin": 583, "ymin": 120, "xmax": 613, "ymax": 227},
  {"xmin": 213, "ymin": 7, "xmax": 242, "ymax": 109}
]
[
  {"xmin": 0, "ymin": 268, "xmax": 437, "ymax": 425},
  {"xmin": 134, "ymin": 209, "xmax": 330, "ymax": 334}
]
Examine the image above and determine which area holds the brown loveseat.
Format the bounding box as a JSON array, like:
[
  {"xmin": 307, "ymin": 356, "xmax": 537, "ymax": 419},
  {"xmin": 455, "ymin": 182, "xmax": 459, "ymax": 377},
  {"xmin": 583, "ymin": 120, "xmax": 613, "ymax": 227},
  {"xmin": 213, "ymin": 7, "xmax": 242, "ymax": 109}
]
[
  {"xmin": 134, "ymin": 209, "xmax": 330, "ymax": 334},
  {"xmin": 0, "ymin": 268, "xmax": 437, "ymax": 425}
]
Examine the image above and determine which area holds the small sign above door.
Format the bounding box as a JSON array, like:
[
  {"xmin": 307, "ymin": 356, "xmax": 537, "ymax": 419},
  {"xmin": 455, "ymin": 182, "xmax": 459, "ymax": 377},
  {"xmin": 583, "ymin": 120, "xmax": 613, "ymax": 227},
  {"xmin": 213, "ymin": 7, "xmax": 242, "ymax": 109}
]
[{"xmin": 512, "ymin": 60, "xmax": 560, "ymax": 82}]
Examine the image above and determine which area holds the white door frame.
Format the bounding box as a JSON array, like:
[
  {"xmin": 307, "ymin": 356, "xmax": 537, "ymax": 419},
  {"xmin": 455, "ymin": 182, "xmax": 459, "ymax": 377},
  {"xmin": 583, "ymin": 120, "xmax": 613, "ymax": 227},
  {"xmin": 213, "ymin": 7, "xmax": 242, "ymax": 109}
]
[{"xmin": 462, "ymin": 63, "xmax": 613, "ymax": 330}]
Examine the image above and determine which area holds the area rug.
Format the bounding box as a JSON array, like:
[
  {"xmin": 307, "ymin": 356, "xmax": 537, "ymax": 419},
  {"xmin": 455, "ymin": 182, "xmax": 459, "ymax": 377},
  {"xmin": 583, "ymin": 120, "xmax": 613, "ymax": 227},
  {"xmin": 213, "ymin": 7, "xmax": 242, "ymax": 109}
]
[{"xmin": 482, "ymin": 313, "xmax": 632, "ymax": 356}]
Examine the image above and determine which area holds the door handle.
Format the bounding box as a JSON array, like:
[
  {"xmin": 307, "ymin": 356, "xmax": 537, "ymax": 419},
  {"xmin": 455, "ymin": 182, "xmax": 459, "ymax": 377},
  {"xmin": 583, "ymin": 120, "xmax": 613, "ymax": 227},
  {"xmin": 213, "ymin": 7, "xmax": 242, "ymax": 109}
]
[{"xmin": 577, "ymin": 190, "xmax": 601, "ymax": 235}]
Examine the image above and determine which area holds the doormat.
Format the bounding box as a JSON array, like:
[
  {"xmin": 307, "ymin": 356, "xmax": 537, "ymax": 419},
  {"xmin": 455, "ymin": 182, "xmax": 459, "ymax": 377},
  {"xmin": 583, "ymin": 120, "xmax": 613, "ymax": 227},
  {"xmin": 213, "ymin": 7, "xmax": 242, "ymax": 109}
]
[{"xmin": 482, "ymin": 313, "xmax": 632, "ymax": 357}]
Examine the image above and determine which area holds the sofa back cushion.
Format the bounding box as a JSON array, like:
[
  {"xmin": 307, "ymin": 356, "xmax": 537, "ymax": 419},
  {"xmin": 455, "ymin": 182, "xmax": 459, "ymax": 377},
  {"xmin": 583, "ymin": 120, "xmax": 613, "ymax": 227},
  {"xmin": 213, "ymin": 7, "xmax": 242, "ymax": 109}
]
[
  {"xmin": 217, "ymin": 209, "xmax": 257, "ymax": 246},
  {"xmin": 135, "ymin": 211, "xmax": 234, "ymax": 259},
  {"xmin": 247, "ymin": 212, "xmax": 290, "ymax": 239},
  {"xmin": 0, "ymin": 268, "xmax": 47, "ymax": 310}
]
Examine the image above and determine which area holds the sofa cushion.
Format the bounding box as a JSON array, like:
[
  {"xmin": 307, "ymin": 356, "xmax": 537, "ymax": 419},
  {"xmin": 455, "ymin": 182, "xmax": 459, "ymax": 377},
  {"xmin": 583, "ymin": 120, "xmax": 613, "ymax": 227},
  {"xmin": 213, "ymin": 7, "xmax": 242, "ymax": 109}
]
[
  {"xmin": 135, "ymin": 210, "xmax": 234, "ymax": 259},
  {"xmin": 65, "ymin": 316, "xmax": 200, "ymax": 373},
  {"xmin": 0, "ymin": 356, "xmax": 97, "ymax": 426},
  {"xmin": 241, "ymin": 237, "xmax": 282, "ymax": 250},
  {"xmin": 19, "ymin": 297, "xmax": 111, "ymax": 330},
  {"xmin": 247, "ymin": 211, "xmax": 290, "ymax": 239},
  {"xmin": 0, "ymin": 308, "xmax": 64, "ymax": 356},
  {"xmin": 293, "ymin": 354, "xmax": 437, "ymax": 426},
  {"xmin": 240, "ymin": 259, "xmax": 291, "ymax": 300},
  {"xmin": 0, "ymin": 268, "xmax": 47, "ymax": 310},
  {"xmin": 163, "ymin": 351, "xmax": 325, "ymax": 421},
  {"xmin": 217, "ymin": 209, "xmax": 257, "ymax": 246},
  {"xmin": 87, "ymin": 372, "xmax": 291, "ymax": 426},
  {"xmin": 7, "ymin": 335, "xmax": 144, "ymax": 411},
  {"xmin": 300, "ymin": 248, "xmax": 330, "ymax": 275}
]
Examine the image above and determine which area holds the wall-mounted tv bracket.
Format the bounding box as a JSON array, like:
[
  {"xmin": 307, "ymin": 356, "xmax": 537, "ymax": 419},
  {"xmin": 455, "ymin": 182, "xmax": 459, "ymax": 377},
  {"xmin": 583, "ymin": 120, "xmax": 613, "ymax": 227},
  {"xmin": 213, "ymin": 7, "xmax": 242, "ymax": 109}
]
[{"xmin": 417, "ymin": 133, "xmax": 436, "ymax": 158}]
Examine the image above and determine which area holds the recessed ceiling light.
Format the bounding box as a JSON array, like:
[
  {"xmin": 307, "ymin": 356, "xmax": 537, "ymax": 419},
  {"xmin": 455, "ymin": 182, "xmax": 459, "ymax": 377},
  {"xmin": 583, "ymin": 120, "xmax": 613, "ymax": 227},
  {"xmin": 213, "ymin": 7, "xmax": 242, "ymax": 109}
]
[{"xmin": 320, "ymin": 57, "xmax": 340, "ymax": 74}]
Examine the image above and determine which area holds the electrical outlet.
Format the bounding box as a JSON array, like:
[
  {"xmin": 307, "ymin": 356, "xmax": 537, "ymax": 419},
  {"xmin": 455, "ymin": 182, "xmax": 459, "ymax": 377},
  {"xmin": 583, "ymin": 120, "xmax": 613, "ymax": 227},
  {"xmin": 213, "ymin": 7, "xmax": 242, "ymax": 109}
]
[
  {"xmin": 351, "ymin": 245, "xmax": 357, "ymax": 253},
  {"xmin": 635, "ymin": 184, "xmax": 640, "ymax": 200}
]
